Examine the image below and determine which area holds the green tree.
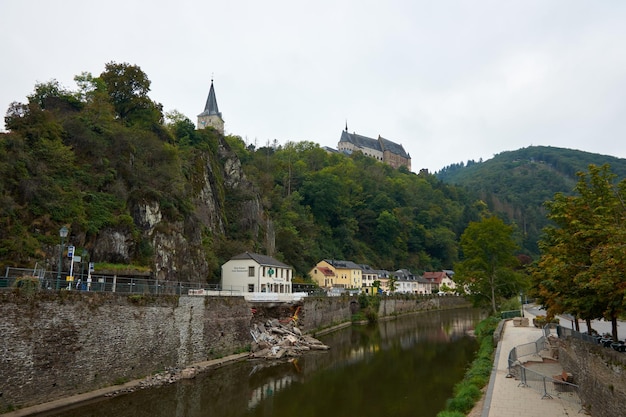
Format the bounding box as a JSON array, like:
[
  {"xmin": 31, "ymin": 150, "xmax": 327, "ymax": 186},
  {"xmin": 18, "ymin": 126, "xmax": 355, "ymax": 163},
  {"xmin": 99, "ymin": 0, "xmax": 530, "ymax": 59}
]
[
  {"xmin": 532, "ymin": 164, "xmax": 626, "ymax": 340},
  {"xmin": 454, "ymin": 216, "xmax": 522, "ymax": 314},
  {"xmin": 99, "ymin": 62, "xmax": 163, "ymax": 127}
]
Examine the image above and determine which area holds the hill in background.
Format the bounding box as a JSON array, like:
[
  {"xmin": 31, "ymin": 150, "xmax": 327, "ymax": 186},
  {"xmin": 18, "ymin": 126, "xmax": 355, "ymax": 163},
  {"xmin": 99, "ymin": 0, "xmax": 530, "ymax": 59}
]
[{"xmin": 436, "ymin": 145, "xmax": 626, "ymax": 254}]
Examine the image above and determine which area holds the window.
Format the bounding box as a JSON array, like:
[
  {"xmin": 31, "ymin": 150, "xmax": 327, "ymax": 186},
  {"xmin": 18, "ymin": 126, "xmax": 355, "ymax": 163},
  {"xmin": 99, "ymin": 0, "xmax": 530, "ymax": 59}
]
[
  {"xmin": 248, "ymin": 266, "xmax": 255, "ymax": 277},
  {"xmin": 248, "ymin": 284, "xmax": 254, "ymax": 292}
]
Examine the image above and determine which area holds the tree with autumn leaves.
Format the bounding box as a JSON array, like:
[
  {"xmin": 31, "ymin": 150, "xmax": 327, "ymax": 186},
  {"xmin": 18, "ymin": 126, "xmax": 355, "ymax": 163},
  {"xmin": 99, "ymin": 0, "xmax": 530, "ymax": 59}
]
[{"xmin": 532, "ymin": 164, "xmax": 626, "ymax": 341}]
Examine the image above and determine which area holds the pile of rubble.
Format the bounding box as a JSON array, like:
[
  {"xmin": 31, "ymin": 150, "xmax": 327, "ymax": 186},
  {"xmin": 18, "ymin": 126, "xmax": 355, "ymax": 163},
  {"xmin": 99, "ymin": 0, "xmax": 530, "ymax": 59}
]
[
  {"xmin": 249, "ymin": 319, "xmax": 330, "ymax": 359},
  {"xmin": 104, "ymin": 367, "xmax": 197, "ymax": 397}
]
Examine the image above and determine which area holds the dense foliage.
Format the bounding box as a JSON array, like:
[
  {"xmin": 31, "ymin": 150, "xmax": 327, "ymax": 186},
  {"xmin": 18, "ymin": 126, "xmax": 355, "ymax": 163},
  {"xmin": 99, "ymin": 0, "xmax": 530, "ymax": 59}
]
[
  {"xmin": 1, "ymin": 62, "xmax": 488, "ymax": 279},
  {"xmin": 0, "ymin": 62, "xmax": 236, "ymax": 274},
  {"xmin": 454, "ymin": 216, "xmax": 526, "ymax": 313},
  {"xmin": 437, "ymin": 146, "xmax": 626, "ymax": 255},
  {"xmin": 531, "ymin": 164, "xmax": 626, "ymax": 340},
  {"xmin": 230, "ymin": 140, "xmax": 484, "ymax": 276}
]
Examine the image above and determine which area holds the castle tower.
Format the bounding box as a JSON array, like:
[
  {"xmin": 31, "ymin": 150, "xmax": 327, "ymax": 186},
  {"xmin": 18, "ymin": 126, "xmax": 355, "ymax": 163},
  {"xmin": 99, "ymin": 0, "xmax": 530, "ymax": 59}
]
[{"xmin": 197, "ymin": 79, "xmax": 224, "ymax": 133}]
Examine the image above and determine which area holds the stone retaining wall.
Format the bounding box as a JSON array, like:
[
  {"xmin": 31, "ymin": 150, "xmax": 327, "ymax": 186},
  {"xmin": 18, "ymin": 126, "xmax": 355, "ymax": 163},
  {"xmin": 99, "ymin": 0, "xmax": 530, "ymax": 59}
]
[
  {"xmin": 0, "ymin": 291, "xmax": 469, "ymax": 411},
  {"xmin": 0, "ymin": 291, "xmax": 250, "ymax": 410},
  {"xmin": 559, "ymin": 337, "xmax": 626, "ymax": 417}
]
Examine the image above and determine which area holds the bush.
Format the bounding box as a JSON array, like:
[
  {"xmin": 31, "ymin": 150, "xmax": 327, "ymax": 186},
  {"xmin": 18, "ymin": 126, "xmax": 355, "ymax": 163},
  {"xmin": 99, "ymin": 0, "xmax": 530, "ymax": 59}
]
[
  {"xmin": 446, "ymin": 394, "xmax": 476, "ymax": 414},
  {"xmin": 436, "ymin": 411, "xmax": 465, "ymax": 417},
  {"xmin": 13, "ymin": 275, "xmax": 41, "ymax": 296}
]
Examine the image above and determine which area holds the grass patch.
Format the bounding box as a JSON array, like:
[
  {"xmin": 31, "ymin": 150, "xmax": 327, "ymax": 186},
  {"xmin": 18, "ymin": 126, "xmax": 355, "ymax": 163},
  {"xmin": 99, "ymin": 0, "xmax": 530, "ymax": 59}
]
[{"xmin": 436, "ymin": 315, "xmax": 499, "ymax": 417}]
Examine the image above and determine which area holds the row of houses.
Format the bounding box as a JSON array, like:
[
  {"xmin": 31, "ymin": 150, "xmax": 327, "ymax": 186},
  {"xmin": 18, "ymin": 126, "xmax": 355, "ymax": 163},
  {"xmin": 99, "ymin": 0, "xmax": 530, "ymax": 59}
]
[
  {"xmin": 309, "ymin": 259, "xmax": 456, "ymax": 295},
  {"xmin": 220, "ymin": 252, "xmax": 456, "ymax": 296}
]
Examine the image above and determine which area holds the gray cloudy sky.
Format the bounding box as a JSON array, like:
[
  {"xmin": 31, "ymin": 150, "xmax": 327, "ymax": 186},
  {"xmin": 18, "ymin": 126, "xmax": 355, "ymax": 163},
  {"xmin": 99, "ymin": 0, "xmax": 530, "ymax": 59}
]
[{"xmin": 1, "ymin": 0, "xmax": 625, "ymax": 172}]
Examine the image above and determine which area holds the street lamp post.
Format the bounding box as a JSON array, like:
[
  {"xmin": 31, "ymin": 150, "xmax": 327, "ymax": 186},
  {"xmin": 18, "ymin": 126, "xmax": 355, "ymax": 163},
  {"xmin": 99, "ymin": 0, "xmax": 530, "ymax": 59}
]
[
  {"xmin": 80, "ymin": 249, "xmax": 88, "ymax": 290},
  {"xmin": 56, "ymin": 226, "xmax": 68, "ymax": 290}
]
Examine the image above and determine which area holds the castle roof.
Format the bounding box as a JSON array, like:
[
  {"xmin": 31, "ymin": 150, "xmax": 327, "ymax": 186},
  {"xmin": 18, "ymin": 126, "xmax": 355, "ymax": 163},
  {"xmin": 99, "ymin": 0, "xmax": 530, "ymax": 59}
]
[
  {"xmin": 339, "ymin": 130, "xmax": 409, "ymax": 159},
  {"xmin": 340, "ymin": 130, "xmax": 382, "ymax": 152},
  {"xmin": 198, "ymin": 80, "xmax": 222, "ymax": 118},
  {"xmin": 379, "ymin": 136, "xmax": 410, "ymax": 158}
]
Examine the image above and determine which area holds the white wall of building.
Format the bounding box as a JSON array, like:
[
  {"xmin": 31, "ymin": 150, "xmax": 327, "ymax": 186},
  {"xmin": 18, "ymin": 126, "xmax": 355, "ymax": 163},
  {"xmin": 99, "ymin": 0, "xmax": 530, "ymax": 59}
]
[{"xmin": 222, "ymin": 258, "xmax": 292, "ymax": 293}]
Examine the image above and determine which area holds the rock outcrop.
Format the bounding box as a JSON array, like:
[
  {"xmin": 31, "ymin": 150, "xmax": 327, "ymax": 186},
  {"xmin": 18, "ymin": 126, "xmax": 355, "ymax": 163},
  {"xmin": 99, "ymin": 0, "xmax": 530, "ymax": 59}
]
[{"xmin": 249, "ymin": 319, "xmax": 330, "ymax": 359}]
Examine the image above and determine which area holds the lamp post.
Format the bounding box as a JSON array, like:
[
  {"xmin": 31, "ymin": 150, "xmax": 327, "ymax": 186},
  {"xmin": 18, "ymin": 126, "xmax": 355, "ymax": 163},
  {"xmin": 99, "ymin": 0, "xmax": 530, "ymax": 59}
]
[
  {"xmin": 80, "ymin": 249, "xmax": 88, "ymax": 290},
  {"xmin": 56, "ymin": 226, "xmax": 68, "ymax": 290}
]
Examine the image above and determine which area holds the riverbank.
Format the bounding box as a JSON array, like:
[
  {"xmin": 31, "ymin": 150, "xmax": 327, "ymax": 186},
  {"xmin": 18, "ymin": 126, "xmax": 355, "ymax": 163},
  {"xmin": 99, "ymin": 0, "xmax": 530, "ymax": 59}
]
[
  {"xmin": 2, "ymin": 299, "xmax": 471, "ymax": 416},
  {"xmin": 1, "ymin": 353, "xmax": 249, "ymax": 417}
]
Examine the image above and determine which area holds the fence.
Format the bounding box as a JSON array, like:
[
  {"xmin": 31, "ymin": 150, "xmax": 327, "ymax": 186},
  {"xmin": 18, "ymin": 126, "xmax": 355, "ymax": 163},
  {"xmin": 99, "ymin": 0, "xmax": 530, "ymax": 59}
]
[
  {"xmin": 1, "ymin": 267, "xmax": 310, "ymax": 299},
  {"xmin": 2, "ymin": 267, "xmax": 219, "ymax": 295},
  {"xmin": 507, "ymin": 333, "xmax": 582, "ymax": 408},
  {"xmin": 501, "ymin": 309, "xmax": 523, "ymax": 319}
]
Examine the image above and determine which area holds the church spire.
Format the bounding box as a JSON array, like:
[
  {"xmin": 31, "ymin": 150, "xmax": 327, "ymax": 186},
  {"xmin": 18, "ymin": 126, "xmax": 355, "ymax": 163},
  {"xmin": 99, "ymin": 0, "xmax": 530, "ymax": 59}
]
[{"xmin": 197, "ymin": 78, "xmax": 224, "ymax": 133}]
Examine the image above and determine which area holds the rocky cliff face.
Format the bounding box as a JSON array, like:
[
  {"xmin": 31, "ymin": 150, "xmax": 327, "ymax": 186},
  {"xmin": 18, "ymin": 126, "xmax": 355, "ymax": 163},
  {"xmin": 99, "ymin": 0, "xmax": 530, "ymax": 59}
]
[{"xmin": 90, "ymin": 137, "xmax": 265, "ymax": 282}]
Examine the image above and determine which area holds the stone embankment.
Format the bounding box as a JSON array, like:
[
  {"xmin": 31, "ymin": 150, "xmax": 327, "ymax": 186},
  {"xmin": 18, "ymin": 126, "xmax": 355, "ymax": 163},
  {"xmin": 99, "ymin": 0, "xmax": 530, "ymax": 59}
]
[
  {"xmin": 102, "ymin": 319, "xmax": 330, "ymax": 399},
  {"xmin": 249, "ymin": 319, "xmax": 330, "ymax": 359}
]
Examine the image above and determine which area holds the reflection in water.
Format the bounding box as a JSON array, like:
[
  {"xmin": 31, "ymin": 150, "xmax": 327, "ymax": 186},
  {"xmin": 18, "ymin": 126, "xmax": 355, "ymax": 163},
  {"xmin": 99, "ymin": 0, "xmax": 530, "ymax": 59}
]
[{"xmin": 47, "ymin": 308, "xmax": 483, "ymax": 417}]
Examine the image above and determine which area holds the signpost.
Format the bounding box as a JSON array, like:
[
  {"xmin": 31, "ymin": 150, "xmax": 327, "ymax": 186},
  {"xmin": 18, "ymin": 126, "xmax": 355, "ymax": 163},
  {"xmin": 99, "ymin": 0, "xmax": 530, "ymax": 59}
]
[{"xmin": 67, "ymin": 245, "xmax": 75, "ymax": 289}]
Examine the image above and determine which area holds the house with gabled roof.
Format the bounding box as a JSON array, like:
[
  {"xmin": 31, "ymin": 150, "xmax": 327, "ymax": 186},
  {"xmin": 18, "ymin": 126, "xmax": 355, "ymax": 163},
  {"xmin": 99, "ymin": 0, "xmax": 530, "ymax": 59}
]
[
  {"xmin": 222, "ymin": 252, "xmax": 293, "ymax": 293},
  {"xmin": 308, "ymin": 265, "xmax": 336, "ymax": 290},
  {"xmin": 393, "ymin": 269, "xmax": 432, "ymax": 294},
  {"xmin": 310, "ymin": 259, "xmax": 362, "ymax": 290},
  {"xmin": 337, "ymin": 126, "xmax": 411, "ymax": 170},
  {"xmin": 423, "ymin": 271, "xmax": 456, "ymax": 293}
]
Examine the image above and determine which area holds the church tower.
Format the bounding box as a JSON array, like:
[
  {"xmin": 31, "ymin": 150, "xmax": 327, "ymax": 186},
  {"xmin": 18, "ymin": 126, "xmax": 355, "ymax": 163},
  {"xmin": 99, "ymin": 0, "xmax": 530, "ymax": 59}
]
[{"xmin": 197, "ymin": 79, "xmax": 224, "ymax": 134}]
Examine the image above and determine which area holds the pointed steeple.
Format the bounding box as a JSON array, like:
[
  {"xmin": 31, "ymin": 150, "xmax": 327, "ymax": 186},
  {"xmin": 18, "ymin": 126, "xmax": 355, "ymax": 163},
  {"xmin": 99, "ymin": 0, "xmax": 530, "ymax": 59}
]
[{"xmin": 197, "ymin": 78, "xmax": 224, "ymax": 133}]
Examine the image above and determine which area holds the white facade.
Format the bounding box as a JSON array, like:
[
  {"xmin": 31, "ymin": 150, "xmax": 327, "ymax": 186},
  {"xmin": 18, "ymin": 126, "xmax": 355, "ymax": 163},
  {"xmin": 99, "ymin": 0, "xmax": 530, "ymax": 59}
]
[{"xmin": 221, "ymin": 252, "xmax": 293, "ymax": 294}]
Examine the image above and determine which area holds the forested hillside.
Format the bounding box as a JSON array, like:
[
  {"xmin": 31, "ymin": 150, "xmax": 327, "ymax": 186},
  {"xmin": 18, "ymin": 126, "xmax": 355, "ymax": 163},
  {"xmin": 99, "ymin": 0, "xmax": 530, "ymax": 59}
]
[
  {"xmin": 437, "ymin": 146, "xmax": 626, "ymax": 254},
  {"xmin": 0, "ymin": 62, "xmax": 485, "ymax": 280},
  {"xmin": 228, "ymin": 140, "xmax": 483, "ymax": 275},
  {"xmin": 0, "ymin": 62, "xmax": 265, "ymax": 282},
  {"xmin": 6, "ymin": 61, "xmax": 626, "ymax": 280}
]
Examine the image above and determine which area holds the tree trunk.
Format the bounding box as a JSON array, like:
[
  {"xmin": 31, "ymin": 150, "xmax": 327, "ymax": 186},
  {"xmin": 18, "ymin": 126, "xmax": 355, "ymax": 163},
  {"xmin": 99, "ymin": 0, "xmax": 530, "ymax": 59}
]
[
  {"xmin": 574, "ymin": 315, "xmax": 580, "ymax": 332},
  {"xmin": 585, "ymin": 318, "xmax": 593, "ymax": 334},
  {"xmin": 612, "ymin": 315, "xmax": 619, "ymax": 342},
  {"xmin": 491, "ymin": 282, "xmax": 497, "ymax": 314}
]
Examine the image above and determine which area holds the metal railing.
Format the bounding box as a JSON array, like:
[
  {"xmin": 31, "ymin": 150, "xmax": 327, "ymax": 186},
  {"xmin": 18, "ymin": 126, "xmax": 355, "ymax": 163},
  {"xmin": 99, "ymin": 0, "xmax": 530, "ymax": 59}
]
[
  {"xmin": 507, "ymin": 334, "xmax": 582, "ymax": 408},
  {"xmin": 501, "ymin": 309, "xmax": 523, "ymax": 319},
  {"xmin": 517, "ymin": 364, "xmax": 580, "ymax": 403},
  {"xmin": 2, "ymin": 267, "xmax": 220, "ymax": 295}
]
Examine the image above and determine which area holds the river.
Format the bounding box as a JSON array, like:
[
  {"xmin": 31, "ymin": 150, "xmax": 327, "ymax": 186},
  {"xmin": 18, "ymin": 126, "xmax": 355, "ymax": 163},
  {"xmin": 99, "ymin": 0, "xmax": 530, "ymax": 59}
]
[{"xmin": 45, "ymin": 308, "xmax": 484, "ymax": 417}]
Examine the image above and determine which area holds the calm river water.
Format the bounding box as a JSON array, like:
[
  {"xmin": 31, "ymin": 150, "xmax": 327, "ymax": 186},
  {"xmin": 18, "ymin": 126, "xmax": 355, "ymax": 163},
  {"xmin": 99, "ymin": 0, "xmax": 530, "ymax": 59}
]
[{"xmin": 47, "ymin": 308, "xmax": 483, "ymax": 417}]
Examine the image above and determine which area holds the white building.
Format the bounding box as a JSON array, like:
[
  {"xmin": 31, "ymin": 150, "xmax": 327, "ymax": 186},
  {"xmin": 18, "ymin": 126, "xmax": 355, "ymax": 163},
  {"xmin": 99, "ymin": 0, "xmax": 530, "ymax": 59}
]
[{"xmin": 221, "ymin": 252, "xmax": 293, "ymax": 293}]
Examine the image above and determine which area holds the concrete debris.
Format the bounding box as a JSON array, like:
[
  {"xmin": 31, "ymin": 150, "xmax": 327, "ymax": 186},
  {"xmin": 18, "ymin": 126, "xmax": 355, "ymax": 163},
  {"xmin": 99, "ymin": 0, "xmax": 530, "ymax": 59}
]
[
  {"xmin": 249, "ymin": 320, "xmax": 329, "ymax": 360},
  {"xmin": 104, "ymin": 366, "xmax": 198, "ymax": 397}
]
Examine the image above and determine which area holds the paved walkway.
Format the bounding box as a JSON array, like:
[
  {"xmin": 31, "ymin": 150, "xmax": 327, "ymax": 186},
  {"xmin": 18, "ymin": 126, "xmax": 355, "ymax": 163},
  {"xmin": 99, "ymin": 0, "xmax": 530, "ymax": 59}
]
[{"xmin": 481, "ymin": 307, "xmax": 583, "ymax": 417}]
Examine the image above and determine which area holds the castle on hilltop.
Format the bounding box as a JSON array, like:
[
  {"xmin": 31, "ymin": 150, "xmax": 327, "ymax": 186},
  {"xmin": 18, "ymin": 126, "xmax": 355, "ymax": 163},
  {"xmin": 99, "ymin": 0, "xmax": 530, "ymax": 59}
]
[
  {"xmin": 337, "ymin": 126, "xmax": 411, "ymax": 170},
  {"xmin": 196, "ymin": 82, "xmax": 411, "ymax": 172},
  {"xmin": 197, "ymin": 79, "xmax": 224, "ymax": 134}
]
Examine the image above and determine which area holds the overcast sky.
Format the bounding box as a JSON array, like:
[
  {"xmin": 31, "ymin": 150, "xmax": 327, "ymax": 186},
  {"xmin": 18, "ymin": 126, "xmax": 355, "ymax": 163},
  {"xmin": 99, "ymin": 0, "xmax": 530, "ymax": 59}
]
[{"xmin": 1, "ymin": 1, "xmax": 625, "ymax": 172}]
